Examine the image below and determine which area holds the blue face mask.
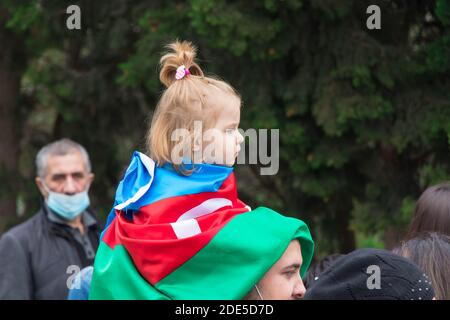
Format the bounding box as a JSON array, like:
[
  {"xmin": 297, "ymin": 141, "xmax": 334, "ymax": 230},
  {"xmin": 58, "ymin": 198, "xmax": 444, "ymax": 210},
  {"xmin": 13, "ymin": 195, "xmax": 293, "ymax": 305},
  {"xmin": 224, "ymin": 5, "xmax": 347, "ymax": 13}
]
[{"xmin": 43, "ymin": 184, "xmax": 90, "ymax": 220}]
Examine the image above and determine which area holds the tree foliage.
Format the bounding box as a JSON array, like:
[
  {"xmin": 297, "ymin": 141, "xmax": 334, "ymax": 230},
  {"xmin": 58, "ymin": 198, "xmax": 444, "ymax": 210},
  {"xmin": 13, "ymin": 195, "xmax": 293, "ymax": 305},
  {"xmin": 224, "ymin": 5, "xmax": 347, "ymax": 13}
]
[{"xmin": 1, "ymin": 0, "xmax": 449, "ymax": 255}]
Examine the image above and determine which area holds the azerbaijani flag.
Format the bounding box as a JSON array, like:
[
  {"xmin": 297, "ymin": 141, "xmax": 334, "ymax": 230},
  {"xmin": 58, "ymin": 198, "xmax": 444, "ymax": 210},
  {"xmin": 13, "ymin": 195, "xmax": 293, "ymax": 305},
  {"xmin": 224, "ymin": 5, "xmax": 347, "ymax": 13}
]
[{"xmin": 89, "ymin": 151, "xmax": 314, "ymax": 299}]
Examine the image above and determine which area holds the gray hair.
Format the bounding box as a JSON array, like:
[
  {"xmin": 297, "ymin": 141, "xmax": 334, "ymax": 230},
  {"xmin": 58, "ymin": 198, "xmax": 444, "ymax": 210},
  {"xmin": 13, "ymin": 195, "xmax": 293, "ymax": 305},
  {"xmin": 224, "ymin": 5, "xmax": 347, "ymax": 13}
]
[{"xmin": 36, "ymin": 138, "xmax": 92, "ymax": 178}]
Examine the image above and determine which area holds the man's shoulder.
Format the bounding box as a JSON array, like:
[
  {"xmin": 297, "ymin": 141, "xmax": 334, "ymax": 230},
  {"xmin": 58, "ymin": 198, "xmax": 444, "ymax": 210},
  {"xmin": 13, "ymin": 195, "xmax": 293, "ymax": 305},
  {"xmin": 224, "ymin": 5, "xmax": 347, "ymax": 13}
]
[{"xmin": 1, "ymin": 209, "xmax": 46, "ymax": 245}]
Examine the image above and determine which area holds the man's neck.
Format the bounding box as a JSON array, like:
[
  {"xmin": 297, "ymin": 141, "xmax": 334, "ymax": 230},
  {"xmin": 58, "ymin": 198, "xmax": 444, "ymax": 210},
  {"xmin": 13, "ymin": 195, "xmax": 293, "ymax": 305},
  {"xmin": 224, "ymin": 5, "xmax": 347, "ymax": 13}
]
[{"xmin": 67, "ymin": 215, "xmax": 85, "ymax": 234}]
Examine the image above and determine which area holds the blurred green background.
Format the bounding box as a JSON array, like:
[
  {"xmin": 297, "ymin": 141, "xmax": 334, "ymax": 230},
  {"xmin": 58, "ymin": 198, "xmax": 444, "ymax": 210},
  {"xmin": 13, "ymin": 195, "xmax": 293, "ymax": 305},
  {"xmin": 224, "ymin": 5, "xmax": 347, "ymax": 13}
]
[{"xmin": 1, "ymin": 0, "xmax": 449, "ymax": 258}]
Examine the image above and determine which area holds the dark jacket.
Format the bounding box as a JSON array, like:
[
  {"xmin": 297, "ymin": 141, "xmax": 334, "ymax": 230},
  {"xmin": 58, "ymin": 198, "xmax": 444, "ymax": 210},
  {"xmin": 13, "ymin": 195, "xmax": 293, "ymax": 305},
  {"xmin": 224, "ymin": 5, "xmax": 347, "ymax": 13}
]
[{"xmin": 0, "ymin": 205, "xmax": 101, "ymax": 300}]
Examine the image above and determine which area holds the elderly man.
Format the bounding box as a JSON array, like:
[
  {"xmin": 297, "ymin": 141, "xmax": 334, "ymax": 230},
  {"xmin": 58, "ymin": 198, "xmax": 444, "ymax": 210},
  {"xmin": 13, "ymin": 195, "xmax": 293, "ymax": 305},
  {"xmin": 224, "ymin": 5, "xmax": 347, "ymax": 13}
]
[{"xmin": 0, "ymin": 139, "xmax": 102, "ymax": 299}]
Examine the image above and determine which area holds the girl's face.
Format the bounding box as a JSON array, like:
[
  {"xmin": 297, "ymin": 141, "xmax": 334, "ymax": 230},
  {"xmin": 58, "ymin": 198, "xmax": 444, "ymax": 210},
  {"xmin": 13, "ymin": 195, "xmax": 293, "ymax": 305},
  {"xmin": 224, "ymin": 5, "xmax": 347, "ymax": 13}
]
[{"xmin": 200, "ymin": 92, "xmax": 244, "ymax": 166}]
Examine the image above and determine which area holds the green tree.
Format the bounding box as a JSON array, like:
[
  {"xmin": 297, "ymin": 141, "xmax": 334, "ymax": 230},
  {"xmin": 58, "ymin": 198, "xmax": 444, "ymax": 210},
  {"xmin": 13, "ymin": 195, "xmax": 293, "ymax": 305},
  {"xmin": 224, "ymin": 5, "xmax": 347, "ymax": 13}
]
[{"xmin": 1, "ymin": 0, "xmax": 449, "ymax": 257}]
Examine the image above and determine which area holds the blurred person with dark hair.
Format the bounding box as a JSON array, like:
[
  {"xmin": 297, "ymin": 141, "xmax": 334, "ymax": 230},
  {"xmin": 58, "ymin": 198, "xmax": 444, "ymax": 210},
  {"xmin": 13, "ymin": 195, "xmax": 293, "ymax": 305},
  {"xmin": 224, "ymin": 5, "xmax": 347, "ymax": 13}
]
[
  {"xmin": 304, "ymin": 248, "xmax": 435, "ymax": 300},
  {"xmin": 393, "ymin": 232, "xmax": 450, "ymax": 300},
  {"xmin": 303, "ymin": 253, "xmax": 343, "ymax": 289},
  {"xmin": 406, "ymin": 182, "xmax": 450, "ymax": 239}
]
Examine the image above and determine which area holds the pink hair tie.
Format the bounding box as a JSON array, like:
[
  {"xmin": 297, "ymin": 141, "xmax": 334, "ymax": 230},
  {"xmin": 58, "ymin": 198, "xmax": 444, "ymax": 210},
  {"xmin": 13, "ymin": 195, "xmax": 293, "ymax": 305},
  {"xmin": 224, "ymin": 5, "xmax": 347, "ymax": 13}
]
[{"xmin": 175, "ymin": 65, "xmax": 190, "ymax": 80}]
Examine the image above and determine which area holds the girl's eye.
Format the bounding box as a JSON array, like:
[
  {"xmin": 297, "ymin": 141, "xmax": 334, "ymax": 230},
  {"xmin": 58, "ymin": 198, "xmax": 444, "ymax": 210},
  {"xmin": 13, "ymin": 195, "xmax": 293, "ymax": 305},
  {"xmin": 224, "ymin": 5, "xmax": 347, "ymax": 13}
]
[{"xmin": 226, "ymin": 128, "xmax": 236, "ymax": 134}]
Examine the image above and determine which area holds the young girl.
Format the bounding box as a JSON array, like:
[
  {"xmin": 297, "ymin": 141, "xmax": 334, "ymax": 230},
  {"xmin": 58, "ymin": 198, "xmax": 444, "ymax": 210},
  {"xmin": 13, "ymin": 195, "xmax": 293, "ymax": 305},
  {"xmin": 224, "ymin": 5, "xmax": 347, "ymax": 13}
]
[
  {"xmin": 149, "ymin": 40, "xmax": 245, "ymax": 168},
  {"xmin": 89, "ymin": 41, "xmax": 314, "ymax": 300}
]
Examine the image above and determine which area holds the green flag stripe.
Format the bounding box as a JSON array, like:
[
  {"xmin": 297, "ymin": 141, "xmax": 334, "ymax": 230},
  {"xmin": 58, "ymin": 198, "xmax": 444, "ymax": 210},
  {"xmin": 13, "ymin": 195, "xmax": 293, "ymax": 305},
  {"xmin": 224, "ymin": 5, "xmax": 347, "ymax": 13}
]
[{"xmin": 89, "ymin": 242, "xmax": 167, "ymax": 300}]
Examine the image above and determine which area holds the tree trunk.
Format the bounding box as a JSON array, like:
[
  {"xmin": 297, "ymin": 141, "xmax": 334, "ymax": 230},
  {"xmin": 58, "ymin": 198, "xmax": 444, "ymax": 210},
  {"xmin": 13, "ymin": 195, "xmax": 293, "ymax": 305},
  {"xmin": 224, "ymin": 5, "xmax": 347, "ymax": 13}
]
[{"xmin": 0, "ymin": 8, "xmax": 25, "ymax": 233}]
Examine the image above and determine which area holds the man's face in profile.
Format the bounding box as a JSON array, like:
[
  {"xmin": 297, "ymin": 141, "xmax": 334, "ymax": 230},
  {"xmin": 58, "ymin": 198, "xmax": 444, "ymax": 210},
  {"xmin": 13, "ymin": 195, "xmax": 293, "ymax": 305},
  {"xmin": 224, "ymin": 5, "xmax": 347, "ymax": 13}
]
[{"xmin": 251, "ymin": 240, "xmax": 306, "ymax": 300}]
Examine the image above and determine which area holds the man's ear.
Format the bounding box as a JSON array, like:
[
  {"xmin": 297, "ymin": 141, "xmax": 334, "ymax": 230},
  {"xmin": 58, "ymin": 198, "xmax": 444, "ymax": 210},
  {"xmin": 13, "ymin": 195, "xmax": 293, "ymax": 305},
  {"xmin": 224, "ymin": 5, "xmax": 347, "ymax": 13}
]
[
  {"xmin": 35, "ymin": 177, "xmax": 48, "ymax": 198},
  {"xmin": 88, "ymin": 172, "xmax": 95, "ymax": 185}
]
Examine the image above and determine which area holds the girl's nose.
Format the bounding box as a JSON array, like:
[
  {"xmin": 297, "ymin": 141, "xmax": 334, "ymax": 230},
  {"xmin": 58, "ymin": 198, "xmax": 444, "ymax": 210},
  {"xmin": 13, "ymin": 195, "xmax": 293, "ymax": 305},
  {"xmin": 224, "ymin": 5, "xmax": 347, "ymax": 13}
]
[{"xmin": 237, "ymin": 131, "xmax": 244, "ymax": 145}]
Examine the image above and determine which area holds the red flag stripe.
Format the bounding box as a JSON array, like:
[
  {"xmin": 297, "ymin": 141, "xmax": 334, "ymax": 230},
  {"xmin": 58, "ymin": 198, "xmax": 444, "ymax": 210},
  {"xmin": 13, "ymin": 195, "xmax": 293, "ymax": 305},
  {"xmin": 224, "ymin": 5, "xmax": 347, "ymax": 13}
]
[{"xmin": 100, "ymin": 172, "xmax": 250, "ymax": 284}]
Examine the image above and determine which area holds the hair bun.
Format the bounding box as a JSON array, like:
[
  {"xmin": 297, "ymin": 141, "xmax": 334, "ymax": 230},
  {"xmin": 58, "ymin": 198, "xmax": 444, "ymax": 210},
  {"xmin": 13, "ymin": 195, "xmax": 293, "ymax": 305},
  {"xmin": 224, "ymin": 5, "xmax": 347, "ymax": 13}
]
[{"xmin": 159, "ymin": 40, "xmax": 204, "ymax": 87}]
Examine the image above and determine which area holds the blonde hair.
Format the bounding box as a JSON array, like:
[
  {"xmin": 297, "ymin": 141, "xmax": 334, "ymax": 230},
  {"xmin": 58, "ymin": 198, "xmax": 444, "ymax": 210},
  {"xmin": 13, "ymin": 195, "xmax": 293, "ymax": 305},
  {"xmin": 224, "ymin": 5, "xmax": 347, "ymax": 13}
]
[{"xmin": 147, "ymin": 40, "xmax": 240, "ymax": 173}]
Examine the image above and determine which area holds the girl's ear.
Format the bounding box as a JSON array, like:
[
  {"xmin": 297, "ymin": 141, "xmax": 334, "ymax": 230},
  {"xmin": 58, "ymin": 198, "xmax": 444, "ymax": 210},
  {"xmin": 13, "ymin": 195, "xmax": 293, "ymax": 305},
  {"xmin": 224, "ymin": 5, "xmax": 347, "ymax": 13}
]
[
  {"xmin": 193, "ymin": 144, "xmax": 202, "ymax": 163},
  {"xmin": 192, "ymin": 135, "xmax": 203, "ymax": 163},
  {"xmin": 193, "ymin": 133, "xmax": 202, "ymax": 152}
]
